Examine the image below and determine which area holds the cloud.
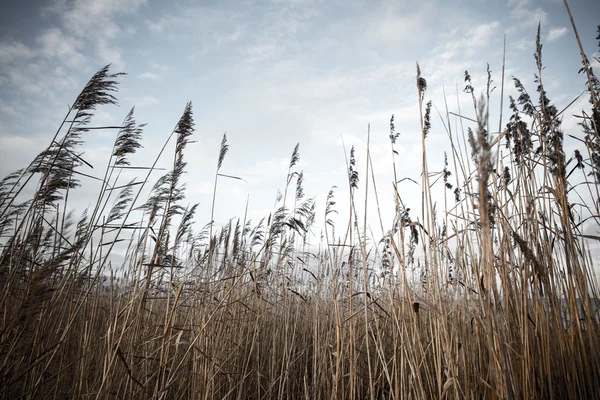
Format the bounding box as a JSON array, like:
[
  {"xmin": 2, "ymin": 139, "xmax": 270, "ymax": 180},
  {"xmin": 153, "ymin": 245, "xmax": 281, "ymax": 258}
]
[
  {"xmin": 468, "ymin": 22, "xmax": 501, "ymax": 47},
  {"xmin": 509, "ymin": 0, "xmax": 547, "ymax": 29},
  {"xmin": 48, "ymin": 0, "xmax": 147, "ymax": 39},
  {"xmin": 144, "ymin": 6, "xmax": 247, "ymax": 59},
  {"xmin": 0, "ymin": 42, "xmax": 34, "ymax": 65},
  {"xmin": 0, "ymin": 34, "xmax": 86, "ymax": 111},
  {"xmin": 40, "ymin": 0, "xmax": 147, "ymax": 76},
  {"xmin": 244, "ymin": 40, "xmax": 280, "ymax": 63},
  {"xmin": 96, "ymin": 39, "xmax": 125, "ymax": 71},
  {"xmin": 0, "ymin": 98, "xmax": 22, "ymax": 119},
  {"xmin": 36, "ymin": 28, "xmax": 86, "ymax": 67},
  {"xmin": 432, "ymin": 21, "xmax": 501, "ymax": 63},
  {"xmin": 124, "ymin": 95, "xmax": 160, "ymax": 108},
  {"xmin": 0, "ymin": 133, "xmax": 47, "ymax": 177},
  {"xmin": 548, "ymin": 27, "xmax": 569, "ymax": 42},
  {"xmin": 560, "ymin": 92, "xmax": 592, "ymax": 140},
  {"xmin": 362, "ymin": 1, "xmax": 433, "ymax": 51},
  {"xmin": 514, "ymin": 38, "xmax": 534, "ymax": 50},
  {"xmin": 145, "ymin": 18, "xmax": 165, "ymax": 33},
  {"xmin": 144, "ymin": 7, "xmax": 243, "ymax": 38},
  {"xmin": 367, "ymin": 11, "xmax": 426, "ymax": 44},
  {"xmin": 1, "ymin": 61, "xmax": 55, "ymax": 96},
  {"xmin": 591, "ymin": 54, "xmax": 600, "ymax": 69},
  {"xmin": 507, "ymin": 0, "xmax": 529, "ymax": 6},
  {"xmin": 137, "ymin": 72, "xmax": 159, "ymax": 80}
]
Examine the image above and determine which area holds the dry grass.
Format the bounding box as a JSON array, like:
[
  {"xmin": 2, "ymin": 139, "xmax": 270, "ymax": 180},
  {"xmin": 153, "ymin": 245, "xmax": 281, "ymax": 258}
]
[{"xmin": 1, "ymin": 17, "xmax": 600, "ymax": 400}]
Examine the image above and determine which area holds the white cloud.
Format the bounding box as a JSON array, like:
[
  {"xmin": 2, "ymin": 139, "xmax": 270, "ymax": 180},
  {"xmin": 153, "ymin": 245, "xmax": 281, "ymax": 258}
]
[
  {"xmin": 2, "ymin": 64, "xmax": 43, "ymax": 95},
  {"xmin": 507, "ymin": 0, "xmax": 530, "ymax": 6},
  {"xmin": 215, "ymin": 27, "xmax": 244, "ymax": 46},
  {"xmin": 548, "ymin": 27, "xmax": 569, "ymax": 42},
  {"xmin": 41, "ymin": 0, "xmax": 147, "ymax": 75},
  {"xmin": 560, "ymin": 92, "xmax": 592, "ymax": 139},
  {"xmin": 0, "ymin": 98, "xmax": 22, "ymax": 119},
  {"xmin": 145, "ymin": 18, "xmax": 165, "ymax": 33},
  {"xmin": 144, "ymin": 7, "xmax": 246, "ymax": 59},
  {"xmin": 144, "ymin": 7, "xmax": 242, "ymax": 37},
  {"xmin": 367, "ymin": 12, "xmax": 426, "ymax": 44},
  {"xmin": 36, "ymin": 28, "xmax": 86, "ymax": 67},
  {"xmin": 514, "ymin": 38, "xmax": 534, "ymax": 50},
  {"xmin": 49, "ymin": 0, "xmax": 147, "ymax": 39},
  {"xmin": 96, "ymin": 39, "xmax": 125, "ymax": 71},
  {"xmin": 432, "ymin": 21, "xmax": 501, "ymax": 64},
  {"xmin": 509, "ymin": 0, "xmax": 547, "ymax": 29},
  {"xmin": 363, "ymin": 1, "xmax": 432, "ymax": 50},
  {"xmin": 137, "ymin": 72, "xmax": 159, "ymax": 80},
  {"xmin": 468, "ymin": 22, "xmax": 501, "ymax": 47},
  {"xmin": 0, "ymin": 133, "xmax": 47, "ymax": 177},
  {"xmin": 591, "ymin": 54, "xmax": 600, "ymax": 69},
  {"xmin": 124, "ymin": 95, "xmax": 160, "ymax": 108},
  {"xmin": 0, "ymin": 42, "xmax": 34, "ymax": 65},
  {"xmin": 244, "ymin": 40, "xmax": 280, "ymax": 63}
]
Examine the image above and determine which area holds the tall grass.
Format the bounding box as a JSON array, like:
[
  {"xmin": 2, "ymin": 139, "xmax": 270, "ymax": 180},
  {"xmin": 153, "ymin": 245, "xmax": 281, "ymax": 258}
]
[{"xmin": 1, "ymin": 19, "xmax": 600, "ymax": 399}]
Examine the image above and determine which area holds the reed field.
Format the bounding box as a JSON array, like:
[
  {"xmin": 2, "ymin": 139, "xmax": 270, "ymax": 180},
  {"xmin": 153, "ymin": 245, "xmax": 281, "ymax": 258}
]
[{"xmin": 1, "ymin": 13, "xmax": 600, "ymax": 399}]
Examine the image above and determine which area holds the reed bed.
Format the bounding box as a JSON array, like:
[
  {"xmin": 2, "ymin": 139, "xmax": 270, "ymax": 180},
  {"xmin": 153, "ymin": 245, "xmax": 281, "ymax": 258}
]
[{"xmin": 1, "ymin": 16, "xmax": 600, "ymax": 400}]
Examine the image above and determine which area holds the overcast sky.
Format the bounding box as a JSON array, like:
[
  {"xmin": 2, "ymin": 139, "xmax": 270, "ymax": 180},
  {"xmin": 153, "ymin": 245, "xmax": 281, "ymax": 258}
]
[{"xmin": 1, "ymin": 0, "xmax": 599, "ymax": 258}]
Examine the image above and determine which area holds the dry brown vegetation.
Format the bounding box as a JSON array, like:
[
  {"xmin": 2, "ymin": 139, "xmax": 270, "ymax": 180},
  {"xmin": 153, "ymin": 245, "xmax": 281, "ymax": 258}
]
[{"xmin": 1, "ymin": 14, "xmax": 600, "ymax": 400}]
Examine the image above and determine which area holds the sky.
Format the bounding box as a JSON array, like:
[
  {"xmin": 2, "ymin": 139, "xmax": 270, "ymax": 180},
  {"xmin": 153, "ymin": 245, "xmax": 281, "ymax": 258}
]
[{"xmin": 0, "ymin": 0, "xmax": 599, "ymax": 264}]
